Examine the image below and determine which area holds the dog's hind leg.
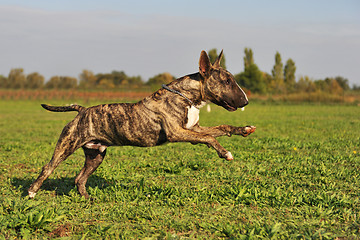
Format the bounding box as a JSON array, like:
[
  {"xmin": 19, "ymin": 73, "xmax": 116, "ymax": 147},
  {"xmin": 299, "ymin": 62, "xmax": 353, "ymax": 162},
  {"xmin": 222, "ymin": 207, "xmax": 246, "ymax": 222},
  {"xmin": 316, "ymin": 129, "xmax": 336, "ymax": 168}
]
[
  {"xmin": 75, "ymin": 147, "xmax": 106, "ymax": 199},
  {"xmin": 28, "ymin": 123, "xmax": 83, "ymax": 198},
  {"xmin": 28, "ymin": 143, "xmax": 80, "ymax": 198}
]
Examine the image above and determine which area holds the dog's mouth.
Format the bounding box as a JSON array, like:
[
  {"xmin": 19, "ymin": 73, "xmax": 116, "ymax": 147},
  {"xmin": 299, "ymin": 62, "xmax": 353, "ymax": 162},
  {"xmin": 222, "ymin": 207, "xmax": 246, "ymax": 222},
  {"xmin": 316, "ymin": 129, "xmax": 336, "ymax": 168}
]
[
  {"xmin": 222, "ymin": 101, "xmax": 237, "ymax": 112},
  {"xmin": 211, "ymin": 98, "xmax": 238, "ymax": 111}
]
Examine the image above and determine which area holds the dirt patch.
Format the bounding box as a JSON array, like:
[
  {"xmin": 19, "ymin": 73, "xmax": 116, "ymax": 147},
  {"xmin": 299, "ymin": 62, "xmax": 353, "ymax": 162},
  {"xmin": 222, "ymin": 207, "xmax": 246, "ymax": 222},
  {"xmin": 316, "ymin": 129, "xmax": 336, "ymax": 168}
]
[{"xmin": 50, "ymin": 224, "xmax": 71, "ymax": 238}]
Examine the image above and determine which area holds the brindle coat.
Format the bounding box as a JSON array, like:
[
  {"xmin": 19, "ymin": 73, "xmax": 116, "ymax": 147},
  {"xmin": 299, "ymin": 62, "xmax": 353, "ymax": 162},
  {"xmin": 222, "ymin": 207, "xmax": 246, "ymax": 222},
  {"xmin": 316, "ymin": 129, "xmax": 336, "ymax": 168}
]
[{"xmin": 28, "ymin": 50, "xmax": 256, "ymax": 199}]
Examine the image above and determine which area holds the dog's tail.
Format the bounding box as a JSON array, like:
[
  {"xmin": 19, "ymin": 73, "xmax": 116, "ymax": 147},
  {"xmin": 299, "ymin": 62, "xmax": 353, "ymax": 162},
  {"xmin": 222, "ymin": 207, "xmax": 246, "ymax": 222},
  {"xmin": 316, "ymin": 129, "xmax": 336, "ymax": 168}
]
[{"xmin": 41, "ymin": 104, "xmax": 85, "ymax": 113}]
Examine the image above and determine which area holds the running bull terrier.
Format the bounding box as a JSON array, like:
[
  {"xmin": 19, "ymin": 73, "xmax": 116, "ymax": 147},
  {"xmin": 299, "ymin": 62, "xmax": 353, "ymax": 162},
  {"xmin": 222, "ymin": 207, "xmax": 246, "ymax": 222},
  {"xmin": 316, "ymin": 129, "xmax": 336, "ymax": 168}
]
[{"xmin": 28, "ymin": 50, "xmax": 256, "ymax": 199}]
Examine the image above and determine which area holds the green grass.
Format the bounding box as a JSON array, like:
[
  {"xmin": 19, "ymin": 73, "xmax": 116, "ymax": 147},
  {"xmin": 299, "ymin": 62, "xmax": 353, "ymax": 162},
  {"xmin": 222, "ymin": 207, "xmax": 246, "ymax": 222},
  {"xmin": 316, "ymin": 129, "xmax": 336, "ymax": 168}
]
[{"xmin": 1, "ymin": 100, "xmax": 359, "ymax": 239}]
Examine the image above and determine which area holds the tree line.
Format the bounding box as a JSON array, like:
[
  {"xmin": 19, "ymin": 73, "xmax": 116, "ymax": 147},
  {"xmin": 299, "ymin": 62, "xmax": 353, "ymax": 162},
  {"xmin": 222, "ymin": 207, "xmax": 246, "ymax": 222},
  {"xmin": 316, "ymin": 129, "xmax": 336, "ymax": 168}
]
[
  {"xmin": 0, "ymin": 48, "xmax": 357, "ymax": 95},
  {"xmin": 233, "ymin": 48, "xmax": 355, "ymax": 95},
  {"xmin": 0, "ymin": 68, "xmax": 176, "ymax": 90}
]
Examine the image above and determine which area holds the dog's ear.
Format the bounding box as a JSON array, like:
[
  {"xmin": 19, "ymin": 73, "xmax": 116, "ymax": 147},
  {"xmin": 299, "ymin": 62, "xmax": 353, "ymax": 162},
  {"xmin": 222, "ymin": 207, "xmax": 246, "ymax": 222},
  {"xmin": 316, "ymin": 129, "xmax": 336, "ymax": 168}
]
[
  {"xmin": 212, "ymin": 49, "xmax": 223, "ymax": 68},
  {"xmin": 199, "ymin": 50, "xmax": 212, "ymax": 78}
]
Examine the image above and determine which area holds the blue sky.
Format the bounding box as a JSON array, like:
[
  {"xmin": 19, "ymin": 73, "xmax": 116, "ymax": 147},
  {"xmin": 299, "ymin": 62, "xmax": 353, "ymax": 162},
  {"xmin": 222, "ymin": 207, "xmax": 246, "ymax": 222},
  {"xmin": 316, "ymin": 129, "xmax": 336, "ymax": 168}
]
[{"xmin": 1, "ymin": 0, "xmax": 359, "ymax": 85}]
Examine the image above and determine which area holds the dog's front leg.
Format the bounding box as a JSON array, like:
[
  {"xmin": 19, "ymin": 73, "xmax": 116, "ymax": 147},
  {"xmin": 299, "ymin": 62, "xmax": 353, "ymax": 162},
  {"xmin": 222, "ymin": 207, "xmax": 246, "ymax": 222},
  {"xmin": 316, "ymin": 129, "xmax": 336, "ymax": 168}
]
[
  {"xmin": 192, "ymin": 124, "xmax": 256, "ymax": 138},
  {"xmin": 166, "ymin": 127, "xmax": 233, "ymax": 160}
]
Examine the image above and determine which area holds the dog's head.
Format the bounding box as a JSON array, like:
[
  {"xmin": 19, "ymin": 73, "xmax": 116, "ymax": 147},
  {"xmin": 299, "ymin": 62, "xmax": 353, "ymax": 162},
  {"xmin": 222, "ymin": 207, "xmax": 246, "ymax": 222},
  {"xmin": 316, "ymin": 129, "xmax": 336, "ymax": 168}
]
[{"xmin": 199, "ymin": 50, "xmax": 248, "ymax": 111}]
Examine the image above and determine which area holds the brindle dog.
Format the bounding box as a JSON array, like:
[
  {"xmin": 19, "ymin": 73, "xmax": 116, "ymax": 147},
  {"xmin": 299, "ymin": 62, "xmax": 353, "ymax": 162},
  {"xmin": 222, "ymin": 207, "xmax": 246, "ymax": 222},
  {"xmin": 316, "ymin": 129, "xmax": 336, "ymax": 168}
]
[{"xmin": 28, "ymin": 50, "xmax": 256, "ymax": 199}]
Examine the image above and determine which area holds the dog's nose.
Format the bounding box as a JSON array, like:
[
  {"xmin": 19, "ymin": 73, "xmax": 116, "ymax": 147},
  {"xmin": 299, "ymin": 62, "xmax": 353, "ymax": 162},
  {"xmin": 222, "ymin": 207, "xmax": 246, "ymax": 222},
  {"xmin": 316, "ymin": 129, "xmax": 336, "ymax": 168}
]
[
  {"xmin": 244, "ymin": 99, "xmax": 249, "ymax": 106},
  {"xmin": 240, "ymin": 99, "xmax": 248, "ymax": 108}
]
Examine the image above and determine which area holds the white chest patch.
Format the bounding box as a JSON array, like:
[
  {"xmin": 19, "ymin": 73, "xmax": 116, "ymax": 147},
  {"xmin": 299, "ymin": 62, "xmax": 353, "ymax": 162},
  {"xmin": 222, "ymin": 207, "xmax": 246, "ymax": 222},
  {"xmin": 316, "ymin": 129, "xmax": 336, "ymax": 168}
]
[{"xmin": 185, "ymin": 102, "xmax": 206, "ymax": 129}]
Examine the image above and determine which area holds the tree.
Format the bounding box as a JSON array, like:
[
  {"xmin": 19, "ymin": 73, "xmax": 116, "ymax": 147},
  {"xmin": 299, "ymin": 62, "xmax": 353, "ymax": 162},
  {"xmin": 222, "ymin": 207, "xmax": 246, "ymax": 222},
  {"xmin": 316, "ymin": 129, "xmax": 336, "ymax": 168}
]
[
  {"xmin": 262, "ymin": 72, "xmax": 273, "ymax": 90},
  {"xmin": 334, "ymin": 76, "xmax": 350, "ymax": 91},
  {"xmin": 329, "ymin": 78, "xmax": 343, "ymax": 95},
  {"xmin": 0, "ymin": 75, "xmax": 8, "ymax": 88},
  {"xmin": 126, "ymin": 76, "xmax": 143, "ymax": 86},
  {"xmin": 315, "ymin": 77, "xmax": 345, "ymax": 95},
  {"xmin": 284, "ymin": 58, "xmax": 296, "ymax": 92},
  {"xmin": 271, "ymin": 52, "xmax": 285, "ymax": 93},
  {"xmin": 46, "ymin": 76, "xmax": 61, "ymax": 89},
  {"xmin": 98, "ymin": 78, "xmax": 115, "ymax": 89},
  {"xmin": 111, "ymin": 71, "xmax": 127, "ymax": 85},
  {"xmin": 147, "ymin": 72, "xmax": 175, "ymax": 86},
  {"xmin": 235, "ymin": 48, "xmax": 266, "ymax": 93},
  {"xmin": 353, "ymin": 84, "xmax": 360, "ymax": 91},
  {"xmin": 111, "ymin": 71, "xmax": 143, "ymax": 86},
  {"xmin": 8, "ymin": 68, "xmax": 26, "ymax": 89},
  {"xmin": 235, "ymin": 64, "xmax": 265, "ymax": 93},
  {"xmin": 314, "ymin": 79, "xmax": 329, "ymax": 92},
  {"xmin": 243, "ymin": 48, "xmax": 254, "ymax": 68},
  {"xmin": 26, "ymin": 72, "xmax": 44, "ymax": 89},
  {"xmin": 46, "ymin": 76, "xmax": 77, "ymax": 89},
  {"xmin": 61, "ymin": 76, "xmax": 77, "ymax": 89},
  {"xmin": 79, "ymin": 70, "xmax": 97, "ymax": 88},
  {"xmin": 295, "ymin": 76, "xmax": 316, "ymax": 92},
  {"xmin": 96, "ymin": 73, "xmax": 114, "ymax": 87},
  {"xmin": 208, "ymin": 49, "xmax": 226, "ymax": 69}
]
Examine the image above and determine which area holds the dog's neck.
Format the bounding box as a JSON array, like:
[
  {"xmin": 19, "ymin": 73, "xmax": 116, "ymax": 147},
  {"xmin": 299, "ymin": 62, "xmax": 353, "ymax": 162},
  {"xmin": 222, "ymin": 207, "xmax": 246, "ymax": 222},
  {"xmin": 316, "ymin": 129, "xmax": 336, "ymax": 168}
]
[
  {"xmin": 166, "ymin": 73, "xmax": 205, "ymax": 106},
  {"xmin": 162, "ymin": 84, "xmax": 199, "ymax": 108}
]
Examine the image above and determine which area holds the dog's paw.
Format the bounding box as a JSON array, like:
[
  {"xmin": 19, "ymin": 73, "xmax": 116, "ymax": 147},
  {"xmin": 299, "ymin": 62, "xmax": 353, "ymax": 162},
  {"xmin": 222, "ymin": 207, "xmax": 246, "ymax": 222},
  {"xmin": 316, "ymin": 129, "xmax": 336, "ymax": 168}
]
[
  {"xmin": 241, "ymin": 126, "xmax": 256, "ymax": 137},
  {"xmin": 28, "ymin": 191, "xmax": 36, "ymax": 199},
  {"xmin": 225, "ymin": 152, "xmax": 234, "ymax": 161}
]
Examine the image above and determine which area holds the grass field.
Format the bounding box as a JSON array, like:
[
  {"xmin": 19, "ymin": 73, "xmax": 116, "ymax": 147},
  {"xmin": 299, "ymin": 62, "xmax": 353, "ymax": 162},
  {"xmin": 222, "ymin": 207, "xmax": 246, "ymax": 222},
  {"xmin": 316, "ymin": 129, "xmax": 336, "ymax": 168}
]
[{"xmin": 0, "ymin": 99, "xmax": 359, "ymax": 239}]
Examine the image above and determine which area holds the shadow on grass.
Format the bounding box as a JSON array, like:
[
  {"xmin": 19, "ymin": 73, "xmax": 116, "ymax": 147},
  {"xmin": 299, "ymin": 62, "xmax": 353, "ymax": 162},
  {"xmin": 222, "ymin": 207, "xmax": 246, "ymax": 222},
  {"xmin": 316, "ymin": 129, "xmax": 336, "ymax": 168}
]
[{"xmin": 11, "ymin": 175, "xmax": 112, "ymax": 198}]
